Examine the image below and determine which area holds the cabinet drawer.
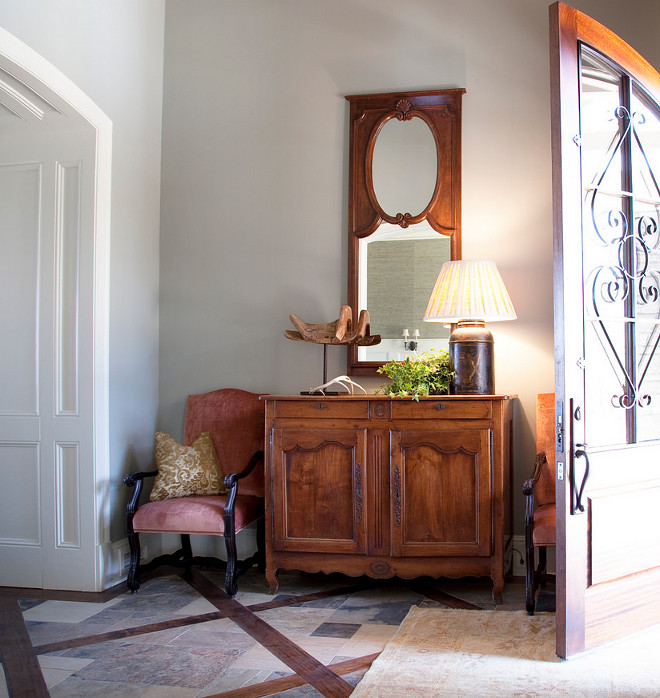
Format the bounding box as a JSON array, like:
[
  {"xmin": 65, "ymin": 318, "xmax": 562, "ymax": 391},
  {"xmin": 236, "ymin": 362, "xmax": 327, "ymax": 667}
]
[
  {"xmin": 391, "ymin": 400, "xmax": 492, "ymax": 420},
  {"xmin": 274, "ymin": 399, "xmax": 368, "ymax": 419}
]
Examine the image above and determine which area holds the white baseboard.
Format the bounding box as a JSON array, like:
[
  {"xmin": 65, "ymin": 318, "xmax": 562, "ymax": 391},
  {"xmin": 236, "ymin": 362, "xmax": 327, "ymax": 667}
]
[
  {"xmin": 507, "ymin": 534, "xmax": 555, "ymax": 578},
  {"xmin": 508, "ymin": 535, "xmax": 526, "ymax": 577}
]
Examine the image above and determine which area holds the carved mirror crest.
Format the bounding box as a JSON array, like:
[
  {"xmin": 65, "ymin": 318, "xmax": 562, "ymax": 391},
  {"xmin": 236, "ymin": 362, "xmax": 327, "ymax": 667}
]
[{"xmin": 346, "ymin": 89, "xmax": 465, "ymax": 375}]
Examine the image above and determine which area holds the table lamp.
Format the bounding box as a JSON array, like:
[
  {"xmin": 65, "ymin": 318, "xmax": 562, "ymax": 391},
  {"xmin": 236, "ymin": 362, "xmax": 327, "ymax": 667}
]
[{"xmin": 423, "ymin": 260, "xmax": 517, "ymax": 394}]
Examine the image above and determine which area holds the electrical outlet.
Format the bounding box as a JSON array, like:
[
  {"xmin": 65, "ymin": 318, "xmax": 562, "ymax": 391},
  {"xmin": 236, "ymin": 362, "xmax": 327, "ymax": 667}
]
[
  {"xmin": 509, "ymin": 535, "xmax": 526, "ymax": 577},
  {"xmin": 119, "ymin": 544, "xmax": 131, "ymax": 570},
  {"xmin": 116, "ymin": 542, "xmax": 148, "ymax": 570},
  {"xmin": 511, "ymin": 551, "xmax": 526, "ymax": 577}
]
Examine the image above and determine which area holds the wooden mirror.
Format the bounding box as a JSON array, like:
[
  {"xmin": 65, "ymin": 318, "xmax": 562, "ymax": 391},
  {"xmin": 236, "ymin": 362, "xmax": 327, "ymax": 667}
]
[{"xmin": 346, "ymin": 89, "xmax": 465, "ymax": 376}]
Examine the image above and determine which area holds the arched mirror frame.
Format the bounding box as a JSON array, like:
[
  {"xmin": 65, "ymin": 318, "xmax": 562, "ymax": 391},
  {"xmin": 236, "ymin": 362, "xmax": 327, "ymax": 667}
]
[{"xmin": 346, "ymin": 89, "xmax": 465, "ymax": 376}]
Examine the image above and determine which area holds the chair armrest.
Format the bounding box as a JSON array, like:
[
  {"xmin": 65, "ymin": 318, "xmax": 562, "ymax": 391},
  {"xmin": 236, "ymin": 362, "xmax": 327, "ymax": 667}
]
[
  {"xmin": 223, "ymin": 450, "xmax": 264, "ymax": 491},
  {"xmin": 124, "ymin": 469, "xmax": 158, "ymax": 530},
  {"xmin": 223, "ymin": 450, "xmax": 265, "ymax": 527},
  {"xmin": 522, "ymin": 453, "xmax": 547, "ymax": 496},
  {"xmin": 124, "ymin": 469, "xmax": 159, "ymax": 488},
  {"xmin": 523, "ymin": 453, "xmax": 547, "ymax": 528}
]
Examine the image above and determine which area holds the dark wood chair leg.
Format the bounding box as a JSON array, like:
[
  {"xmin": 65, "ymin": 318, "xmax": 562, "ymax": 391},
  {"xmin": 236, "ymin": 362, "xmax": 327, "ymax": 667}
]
[
  {"xmin": 256, "ymin": 516, "xmax": 266, "ymax": 573},
  {"xmin": 537, "ymin": 546, "xmax": 548, "ymax": 587},
  {"xmin": 127, "ymin": 530, "xmax": 141, "ymax": 593},
  {"xmin": 223, "ymin": 525, "xmax": 238, "ymax": 597},
  {"xmin": 181, "ymin": 534, "xmax": 193, "ymax": 577},
  {"xmin": 525, "ymin": 526, "xmax": 536, "ymax": 615}
]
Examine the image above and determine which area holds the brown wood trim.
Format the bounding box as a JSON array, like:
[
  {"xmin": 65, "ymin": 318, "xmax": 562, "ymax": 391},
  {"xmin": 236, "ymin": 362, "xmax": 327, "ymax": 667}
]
[
  {"xmin": 187, "ymin": 570, "xmax": 354, "ymax": 698},
  {"xmin": 0, "ymin": 596, "xmax": 49, "ymax": 698}
]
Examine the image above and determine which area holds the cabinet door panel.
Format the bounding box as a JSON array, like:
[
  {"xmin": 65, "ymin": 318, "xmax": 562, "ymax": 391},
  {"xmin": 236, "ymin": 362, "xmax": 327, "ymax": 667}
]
[
  {"xmin": 271, "ymin": 428, "xmax": 367, "ymax": 554},
  {"xmin": 391, "ymin": 429, "xmax": 491, "ymax": 556}
]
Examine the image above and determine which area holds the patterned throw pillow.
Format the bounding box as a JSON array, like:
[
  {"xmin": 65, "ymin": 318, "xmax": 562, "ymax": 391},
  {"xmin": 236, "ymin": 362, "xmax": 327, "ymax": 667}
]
[{"xmin": 149, "ymin": 431, "xmax": 228, "ymax": 501}]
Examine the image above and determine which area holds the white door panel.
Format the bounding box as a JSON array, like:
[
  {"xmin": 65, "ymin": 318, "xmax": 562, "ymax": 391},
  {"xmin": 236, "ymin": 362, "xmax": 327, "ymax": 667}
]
[{"xmin": 0, "ymin": 127, "xmax": 98, "ymax": 589}]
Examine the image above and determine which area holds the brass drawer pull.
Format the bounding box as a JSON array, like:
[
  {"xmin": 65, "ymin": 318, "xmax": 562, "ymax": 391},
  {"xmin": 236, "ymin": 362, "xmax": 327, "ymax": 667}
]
[
  {"xmin": 433, "ymin": 403, "xmax": 447, "ymax": 410},
  {"xmin": 316, "ymin": 403, "xmax": 327, "ymax": 410}
]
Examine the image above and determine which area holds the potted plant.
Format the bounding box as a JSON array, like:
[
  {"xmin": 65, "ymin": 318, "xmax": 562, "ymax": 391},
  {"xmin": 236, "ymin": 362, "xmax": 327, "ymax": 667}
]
[{"xmin": 376, "ymin": 350, "xmax": 452, "ymax": 400}]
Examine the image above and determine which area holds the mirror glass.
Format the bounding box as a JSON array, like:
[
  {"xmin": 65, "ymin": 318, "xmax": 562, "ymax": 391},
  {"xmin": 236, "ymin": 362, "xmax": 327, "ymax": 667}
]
[
  {"xmin": 358, "ymin": 222, "xmax": 451, "ymax": 362},
  {"xmin": 372, "ymin": 116, "xmax": 438, "ymax": 218}
]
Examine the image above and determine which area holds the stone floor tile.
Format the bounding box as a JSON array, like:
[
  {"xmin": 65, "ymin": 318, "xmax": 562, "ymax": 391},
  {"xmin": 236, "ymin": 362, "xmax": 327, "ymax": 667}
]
[
  {"xmin": 236, "ymin": 590, "xmax": 277, "ymax": 606},
  {"xmin": 38, "ymin": 654, "xmax": 94, "ymax": 671},
  {"xmin": 48, "ymin": 675, "xmax": 199, "ymax": 697},
  {"xmin": 62, "ymin": 642, "xmax": 241, "ymax": 688},
  {"xmin": 310, "ymin": 622, "xmax": 361, "ymax": 638},
  {"xmin": 170, "ymin": 596, "xmax": 219, "ymax": 616},
  {"xmin": 229, "ymin": 644, "xmax": 293, "ymax": 673},
  {"xmin": 168, "ymin": 625, "xmax": 257, "ymax": 651},
  {"xmin": 22, "ymin": 597, "xmax": 124, "ymax": 624},
  {"xmin": 327, "ymin": 600, "xmax": 419, "ymax": 625},
  {"xmin": 255, "ymin": 606, "xmax": 336, "ymax": 635},
  {"xmin": 291, "ymin": 634, "xmax": 347, "ymax": 663},
  {"xmin": 348, "ymin": 622, "xmax": 399, "ymax": 641},
  {"xmin": 199, "ymin": 668, "xmax": 292, "ymax": 696},
  {"xmin": 26, "ymin": 620, "xmax": 117, "ymax": 647}
]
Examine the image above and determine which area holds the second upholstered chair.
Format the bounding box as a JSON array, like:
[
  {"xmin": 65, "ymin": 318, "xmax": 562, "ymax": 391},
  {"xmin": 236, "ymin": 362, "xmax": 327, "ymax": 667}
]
[
  {"xmin": 124, "ymin": 388, "xmax": 265, "ymax": 597},
  {"xmin": 523, "ymin": 393, "xmax": 556, "ymax": 615}
]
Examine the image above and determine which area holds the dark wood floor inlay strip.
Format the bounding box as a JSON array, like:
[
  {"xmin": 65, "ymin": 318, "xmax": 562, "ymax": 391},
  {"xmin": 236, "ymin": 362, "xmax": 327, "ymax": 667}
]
[
  {"xmin": 187, "ymin": 570, "xmax": 354, "ymax": 698},
  {"xmin": 206, "ymin": 652, "xmax": 380, "ymax": 698},
  {"xmin": 0, "ymin": 596, "xmax": 49, "ymax": 698},
  {"xmin": 32, "ymin": 609, "xmax": 228, "ymax": 654}
]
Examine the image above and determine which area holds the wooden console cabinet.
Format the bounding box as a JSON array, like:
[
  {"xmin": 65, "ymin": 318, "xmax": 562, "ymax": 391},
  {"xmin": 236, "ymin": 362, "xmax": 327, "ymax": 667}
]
[{"xmin": 263, "ymin": 395, "xmax": 514, "ymax": 601}]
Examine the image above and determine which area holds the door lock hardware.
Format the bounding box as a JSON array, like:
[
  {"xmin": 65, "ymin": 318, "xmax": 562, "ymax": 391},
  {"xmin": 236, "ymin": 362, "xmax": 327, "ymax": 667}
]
[{"xmin": 556, "ymin": 401, "xmax": 564, "ymax": 453}]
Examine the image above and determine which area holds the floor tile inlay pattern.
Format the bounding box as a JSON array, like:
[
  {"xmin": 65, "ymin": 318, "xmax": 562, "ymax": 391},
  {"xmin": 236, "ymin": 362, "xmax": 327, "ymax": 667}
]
[{"xmin": 0, "ymin": 566, "xmax": 524, "ymax": 697}]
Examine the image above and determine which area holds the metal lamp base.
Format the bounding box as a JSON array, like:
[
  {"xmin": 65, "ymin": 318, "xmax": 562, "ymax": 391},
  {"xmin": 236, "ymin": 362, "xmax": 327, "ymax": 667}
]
[{"xmin": 449, "ymin": 320, "xmax": 494, "ymax": 395}]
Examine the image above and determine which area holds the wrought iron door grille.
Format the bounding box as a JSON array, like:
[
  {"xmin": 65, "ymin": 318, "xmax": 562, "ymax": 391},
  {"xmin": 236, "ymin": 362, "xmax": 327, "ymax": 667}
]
[{"xmin": 580, "ymin": 45, "xmax": 660, "ymax": 444}]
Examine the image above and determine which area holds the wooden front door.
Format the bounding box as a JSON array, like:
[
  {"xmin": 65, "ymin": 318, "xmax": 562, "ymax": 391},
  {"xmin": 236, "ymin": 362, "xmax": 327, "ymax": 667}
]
[{"xmin": 551, "ymin": 2, "xmax": 660, "ymax": 657}]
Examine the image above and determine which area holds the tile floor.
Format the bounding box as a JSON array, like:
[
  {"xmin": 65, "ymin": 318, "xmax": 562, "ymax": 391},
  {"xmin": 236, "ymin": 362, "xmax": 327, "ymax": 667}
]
[{"xmin": 1, "ymin": 568, "xmax": 525, "ymax": 697}]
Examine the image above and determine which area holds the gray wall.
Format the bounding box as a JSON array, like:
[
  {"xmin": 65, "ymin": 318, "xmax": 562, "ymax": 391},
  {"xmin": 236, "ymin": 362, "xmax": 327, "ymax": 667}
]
[
  {"xmin": 2, "ymin": 0, "xmax": 658, "ymax": 552},
  {"xmin": 0, "ymin": 0, "xmax": 165, "ymax": 542},
  {"xmin": 159, "ymin": 0, "xmax": 660, "ymax": 535}
]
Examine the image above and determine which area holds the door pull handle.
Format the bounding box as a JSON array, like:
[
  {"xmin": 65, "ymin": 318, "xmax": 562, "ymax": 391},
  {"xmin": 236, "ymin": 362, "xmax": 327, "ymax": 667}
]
[{"xmin": 572, "ymin": 448, "xmax": 590, "ymax": 514}]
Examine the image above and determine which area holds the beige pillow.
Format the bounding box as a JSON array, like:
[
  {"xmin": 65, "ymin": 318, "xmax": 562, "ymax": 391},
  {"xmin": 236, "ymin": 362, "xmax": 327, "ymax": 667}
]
[{"xmin": 149, "ymin": 431, "xmax": 227, "ymax": 501}]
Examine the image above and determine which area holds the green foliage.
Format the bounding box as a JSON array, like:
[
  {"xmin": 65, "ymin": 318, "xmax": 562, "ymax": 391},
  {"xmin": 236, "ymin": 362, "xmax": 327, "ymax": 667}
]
[{"xmin": 376, "ymin": 350, "xmax": 452, "ymax": 400}]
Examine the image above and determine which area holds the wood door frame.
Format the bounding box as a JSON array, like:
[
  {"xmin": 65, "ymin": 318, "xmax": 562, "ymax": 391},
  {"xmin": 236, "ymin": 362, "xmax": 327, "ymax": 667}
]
[
  {"xmin": 0, "ymin": 27, "xmax": 112, "ymax": 590},
  {"xmin": 551, "ymin": 1, "xmax": 660, "ymax": 656}
]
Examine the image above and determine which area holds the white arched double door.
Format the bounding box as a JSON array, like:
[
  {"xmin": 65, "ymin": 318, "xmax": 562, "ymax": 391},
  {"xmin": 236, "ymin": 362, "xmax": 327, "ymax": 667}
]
[
  {"xmin": 0, "ymin": 30, "xmax": 111, "ymax": 590},
  {"xmin": 551, "ymin": 2, "xmax": 660, "ymax": 657}
]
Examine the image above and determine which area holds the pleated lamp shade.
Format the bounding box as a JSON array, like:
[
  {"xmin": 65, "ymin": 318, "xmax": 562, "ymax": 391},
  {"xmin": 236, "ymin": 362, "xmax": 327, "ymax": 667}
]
[
  {"xmin": 424, "ymin": 260, "xmax": 516, "ymax": 394},
  {"xmin": 424, "ymin": 260, "xmax": 517, "ymax": 323}
]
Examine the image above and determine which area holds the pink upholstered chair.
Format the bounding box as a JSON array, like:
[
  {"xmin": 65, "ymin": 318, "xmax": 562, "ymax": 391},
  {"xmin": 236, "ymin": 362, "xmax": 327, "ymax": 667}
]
[
  {"xmin": 124, "ymin": 388, "xmax": 265, "ymax": 597},
  {"xmin": 523, "ymin": 392, "xmax": 556, "ymax": 614}
]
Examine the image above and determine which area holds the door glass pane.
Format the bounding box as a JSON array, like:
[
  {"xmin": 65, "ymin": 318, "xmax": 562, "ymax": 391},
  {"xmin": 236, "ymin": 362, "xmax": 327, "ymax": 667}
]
[
  {"xmin": 580, "ymin": 47, "xmax": 628, "ymax": 446},
  {"xmin": 580, "ymin": 46, "xmax": 660, "ymax": 445},
  {"xmin": 631, "ymin": 87, "xmax": 660, "ymax": 441}
]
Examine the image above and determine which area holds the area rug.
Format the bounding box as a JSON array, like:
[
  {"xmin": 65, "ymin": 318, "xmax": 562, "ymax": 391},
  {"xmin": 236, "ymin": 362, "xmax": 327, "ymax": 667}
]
[{"xmin": 351, "ymin": 608, "xmax": 660, "ymax": 697}]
